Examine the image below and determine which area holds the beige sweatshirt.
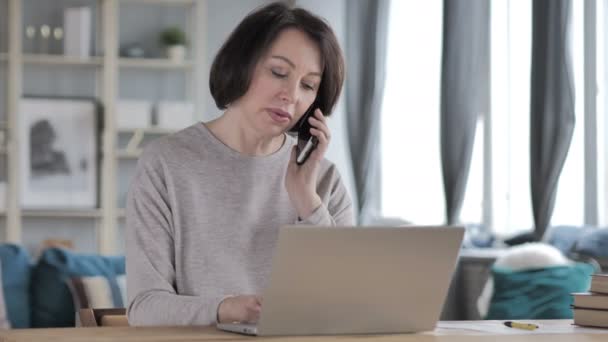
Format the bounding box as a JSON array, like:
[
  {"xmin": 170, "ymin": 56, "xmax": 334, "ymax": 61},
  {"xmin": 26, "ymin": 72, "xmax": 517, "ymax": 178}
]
[{"xmin": 126, "ymin": 123, "xmax": 354, "ymax": 326}]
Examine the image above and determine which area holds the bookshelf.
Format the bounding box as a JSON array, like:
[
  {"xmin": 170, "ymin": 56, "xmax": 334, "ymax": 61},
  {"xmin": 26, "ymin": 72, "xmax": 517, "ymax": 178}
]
[
  {"xmin": 23, "ymin": 54, "xmax": 103, "ymax": 66},
  {"xmin": 118, "ymin": 58, "xmax": 193, "ymax": 69},
  {"xmin": 1, "ymin": 0, "xmax": 206, "ymax": 254},
  {"xmin": 117, "ymin": 127, "xmax": 176, "ymax": 135},
  {"xmin": 116, "ymin": 149, "xmax": 143, "ymax": 159},
  {"xmin": 20, "ymin": 210, "xmax": 104, "ymax": 218},
  {"xmin": 122, "ymin": 0, "xmax": 195, "ymax": 5}
]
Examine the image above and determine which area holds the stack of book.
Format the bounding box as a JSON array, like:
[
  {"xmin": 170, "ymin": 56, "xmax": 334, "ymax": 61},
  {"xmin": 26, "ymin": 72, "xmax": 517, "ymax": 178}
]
[{"xmin": 572, "ymin": 274, "xmax": 608, "ymax": 328}]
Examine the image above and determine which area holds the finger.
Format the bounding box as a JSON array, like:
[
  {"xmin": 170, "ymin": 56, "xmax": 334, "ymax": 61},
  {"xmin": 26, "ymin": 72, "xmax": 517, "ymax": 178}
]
[
  {"xmin": 308, "ymin": 116, "xmax": 331, "ymax": 141},
  {"xmin": 249, "ymin": 309, "xmax": 261, "ymax": 323},
  {"xmin": 314, "ymin": 108, "xmax": 325, "ymax": 121},
  {"xmin": 308, "ymin": 145, "xmax": 325, "ymax": 164},
  {"xmin": 248, "ymin": 303, "xmax": 261, "ymax": 313},
  {"xmin": 310, "ymin": 128, "xmax": 328, "ymax": 148},
  {"xmin": 308, "ymin": 128, "xmax": 328, "ymax": 162},
  {"xmin": 246, "ymin": 301, "xmax": 262, "ymax": 323}
]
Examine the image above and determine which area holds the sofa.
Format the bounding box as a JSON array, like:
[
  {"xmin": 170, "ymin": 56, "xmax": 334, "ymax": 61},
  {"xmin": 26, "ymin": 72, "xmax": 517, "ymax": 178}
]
[
  {"xmin": 441, "ymin": 226, "xmax": 608, "ymax": 320},
  {"xmin": 0, "ymin": 244, "xmax": 125, "ymax": 329},
  {"xmin": 3, "ymin": 225, "xmax": 608, "ymax": 328}
]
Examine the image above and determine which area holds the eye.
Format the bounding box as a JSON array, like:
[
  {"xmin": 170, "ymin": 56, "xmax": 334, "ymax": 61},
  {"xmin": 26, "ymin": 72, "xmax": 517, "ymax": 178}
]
[
  {"xmin": 271, "ymin": 69, "xmax": 287, "ymax": 78},
  {"xmin": 302, "ymin": 82, "xmax": 316, "ymax": 91}
]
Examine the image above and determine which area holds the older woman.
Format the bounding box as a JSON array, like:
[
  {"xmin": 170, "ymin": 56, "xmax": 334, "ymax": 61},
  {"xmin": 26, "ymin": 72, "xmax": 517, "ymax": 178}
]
[{"xmin": 126, "ymin": 2, "xmax": 353, "ymax": 327}]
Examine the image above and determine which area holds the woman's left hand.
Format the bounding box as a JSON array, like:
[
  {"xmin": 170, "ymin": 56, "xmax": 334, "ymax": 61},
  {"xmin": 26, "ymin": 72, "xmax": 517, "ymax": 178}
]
[{"xmin": 285, "ymin": 108, "xmax": 331, "ymax": 219}]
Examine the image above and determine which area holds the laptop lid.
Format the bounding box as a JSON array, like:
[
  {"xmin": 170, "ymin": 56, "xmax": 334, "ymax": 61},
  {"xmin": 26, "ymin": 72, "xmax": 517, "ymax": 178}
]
[{"xmin": 254, "ymin": 226, "xmax": 464, "ymax": 336}]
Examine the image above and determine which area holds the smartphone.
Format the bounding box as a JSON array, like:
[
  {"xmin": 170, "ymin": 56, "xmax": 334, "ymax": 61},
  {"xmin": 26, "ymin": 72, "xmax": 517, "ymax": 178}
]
[{"xmin": 294, "ymin": 104, "xmax": 319, "ymax": 165}]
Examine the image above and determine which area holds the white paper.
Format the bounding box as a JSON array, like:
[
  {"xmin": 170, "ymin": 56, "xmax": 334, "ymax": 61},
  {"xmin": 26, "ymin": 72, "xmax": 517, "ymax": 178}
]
[{"xmin": 434, "ymin": 320, "xmax": 608, "ymax": 335}]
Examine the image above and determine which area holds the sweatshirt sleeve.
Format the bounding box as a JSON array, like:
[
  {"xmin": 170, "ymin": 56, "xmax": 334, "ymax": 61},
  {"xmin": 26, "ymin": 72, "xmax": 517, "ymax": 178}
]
[
  {"xmin": 125, "ymin": 146, "xmax": 226, "ymax": 326},
  {"xmin": 297, "ymin": 163, "xmax": 355, "ymax": 226}
]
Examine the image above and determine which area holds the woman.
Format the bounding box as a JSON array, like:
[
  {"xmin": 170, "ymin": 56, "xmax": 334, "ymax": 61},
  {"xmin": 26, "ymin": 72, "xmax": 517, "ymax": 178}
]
[{"xmin": 126, "ymin": 2, "xmax": 353, "ymax": 327}]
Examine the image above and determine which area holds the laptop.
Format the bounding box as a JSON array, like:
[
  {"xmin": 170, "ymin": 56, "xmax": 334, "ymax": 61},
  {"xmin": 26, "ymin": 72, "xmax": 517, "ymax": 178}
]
[{"xmin": 217, "ymin": 225, "xmax": 464, "ymax": 336}]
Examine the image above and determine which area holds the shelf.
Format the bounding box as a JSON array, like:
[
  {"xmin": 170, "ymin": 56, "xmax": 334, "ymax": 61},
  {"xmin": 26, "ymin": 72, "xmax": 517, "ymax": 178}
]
[
  {"xmin": 0, "ymin": 0, "xmax": 205, "ymax": 255},
  {"xmin": 119, "ymin": 58, "xmax": 193, "ymax": 69},
  {"xmin": 20, "ymin": 209, "xmax": 103, "ymax": 218},
  {"xmin": 117, "ymin": 127, "xmax": 177, "ymax": 135},
  {"xmin": 23, "ymin": 54, "xmax": 103, "ymax": 66},
  {"xmin": 120, "ymin": 0, "xmax": 195, "ymax": 5},
  {"xmin": 117, "ymin": 149, "xmax": 143, "ymax": 159}
]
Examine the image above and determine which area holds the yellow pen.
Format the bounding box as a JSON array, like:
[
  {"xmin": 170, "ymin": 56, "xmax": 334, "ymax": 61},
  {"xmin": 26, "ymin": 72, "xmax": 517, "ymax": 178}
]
[{"xmin": 504, "ymin": 321, "xmax": 539, "ymax": 330}]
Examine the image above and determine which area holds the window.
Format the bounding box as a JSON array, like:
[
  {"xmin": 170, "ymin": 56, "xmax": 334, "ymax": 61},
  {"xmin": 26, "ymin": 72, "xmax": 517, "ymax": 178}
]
[
  {"xmin": 381, "ymin": 0, "xmax": 602, "ymax": 234},
  {"xmin": 598, "ymin": 0, "xmax": 608, "ymax": 225},
  {"xmin": 550, "ymin": 0, "xmax": 585, "ymax": 227},
  {"xmin": 380, "ymin": 0, "xmax": 444, "ymax": 225}
]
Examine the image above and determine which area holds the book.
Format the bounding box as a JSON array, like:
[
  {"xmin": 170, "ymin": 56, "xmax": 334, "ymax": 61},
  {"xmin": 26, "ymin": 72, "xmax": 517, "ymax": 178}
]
[
  {"xmin": 64, "ymin": 7, "xmax": 92, "ymax": 58},
  {"xmin": 573, "ymin": 308, "xmax": 608, "ymax": 328},
  {"xmin": 156, "ymin": 101, "xmax": 194, "ymax": 130},
  {"xmin": 117, "ymin": 100, "xmax": 152, "ymax": 130},
  {"xmin": 591, "ymin": 274, "xmax": 608, "ymax": 294},
  {"xmin": 572, "ymin": 293, "xmax": 608, "ymax": 310}
]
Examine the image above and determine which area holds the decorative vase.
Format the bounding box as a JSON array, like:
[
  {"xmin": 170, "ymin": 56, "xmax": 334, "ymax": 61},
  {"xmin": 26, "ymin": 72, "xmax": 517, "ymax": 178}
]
[{"xmin": 166, "ymin": 45, "xmax": 186, "ymax": 62}]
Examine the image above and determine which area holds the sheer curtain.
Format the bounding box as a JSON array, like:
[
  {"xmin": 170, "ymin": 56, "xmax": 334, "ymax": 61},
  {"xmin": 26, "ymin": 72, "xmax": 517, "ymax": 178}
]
[
  {"xmin": 345, "ymin": 0, "xmax": 389, "ymax": 224},
  {"xmin": 380, "ymin": 0, "xmax": 444, "ymax": 224}
]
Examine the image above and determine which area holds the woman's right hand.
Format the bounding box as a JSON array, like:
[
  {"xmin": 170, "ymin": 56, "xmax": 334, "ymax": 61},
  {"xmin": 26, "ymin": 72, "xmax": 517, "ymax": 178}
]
[{"xmin": 217, "ymin": 295, "xmax": 262, "ymax": 324}]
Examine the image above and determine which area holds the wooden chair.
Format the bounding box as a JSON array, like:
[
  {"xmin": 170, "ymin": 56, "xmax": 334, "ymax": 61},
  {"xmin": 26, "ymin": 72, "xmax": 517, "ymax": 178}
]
[{"xmin": 76, "ymin": 308, "xmax": 129, "ymax": 327}]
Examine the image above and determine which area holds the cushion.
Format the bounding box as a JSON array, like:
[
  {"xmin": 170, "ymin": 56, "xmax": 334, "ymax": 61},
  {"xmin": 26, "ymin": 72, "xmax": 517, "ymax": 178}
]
[
  {"xmin": 574, "ymin": 228, "xmax": 608, "ymax": 258},
  {"xmin": 67, "ymin": 274, "xmax": 126, "ymax": 310},
  {"xmin": 493, "ymin": 243, "xmax": 571, "ymax": 270},
  {"xmin": 30, "ymin": 248, "xmax": 125, "ymax": 327},
  {"xmin": 0, "ymin": 261, "xmax": 11, "ymax": 329},
  {"xmin": 486, "ymin": 262, "xmax": 594, "ymax": 320},
  {"xmin": 0, "ymin": 244, "xmax": 32, "ymax": 328},
  {"xmin": 543, "ymin": 225, "xmax": 590, "ymax": 255}
]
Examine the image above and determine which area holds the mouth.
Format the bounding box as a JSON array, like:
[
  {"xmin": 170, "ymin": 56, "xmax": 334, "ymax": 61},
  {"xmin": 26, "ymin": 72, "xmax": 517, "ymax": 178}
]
[{"xmin": 267, "ymin": 108, "xmax": 292, "ymax": 124}]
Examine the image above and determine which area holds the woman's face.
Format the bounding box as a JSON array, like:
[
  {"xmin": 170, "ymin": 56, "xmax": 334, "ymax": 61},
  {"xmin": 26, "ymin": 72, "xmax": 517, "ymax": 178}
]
[{"xmin": 234, "ymin": 28, "xmax": 322, "ymax": 137}]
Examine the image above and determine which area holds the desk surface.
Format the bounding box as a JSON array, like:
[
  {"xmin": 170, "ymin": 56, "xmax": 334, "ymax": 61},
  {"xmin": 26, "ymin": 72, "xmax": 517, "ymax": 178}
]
[{"xmin": 1, "ymin": 320, "xmax": 607, "ymax": 342}]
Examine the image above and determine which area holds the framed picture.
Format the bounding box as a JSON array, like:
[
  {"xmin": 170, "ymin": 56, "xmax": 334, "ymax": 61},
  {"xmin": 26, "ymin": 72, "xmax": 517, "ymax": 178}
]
[{"xmin": 19, "ymin": 97, "xmax": 99, "ymax": 209}]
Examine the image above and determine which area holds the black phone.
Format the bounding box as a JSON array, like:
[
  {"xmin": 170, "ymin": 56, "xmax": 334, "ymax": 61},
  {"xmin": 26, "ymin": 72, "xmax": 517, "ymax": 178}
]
[{"xmin": 294, "ymin": 104, "xmax": 319, "ymax": 165}]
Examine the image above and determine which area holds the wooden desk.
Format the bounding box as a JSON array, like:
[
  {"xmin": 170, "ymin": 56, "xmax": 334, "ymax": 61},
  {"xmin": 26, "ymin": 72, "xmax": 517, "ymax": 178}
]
[{"xmin": 1, "ymin": 320, "xmax": 607, "ymax": 342}]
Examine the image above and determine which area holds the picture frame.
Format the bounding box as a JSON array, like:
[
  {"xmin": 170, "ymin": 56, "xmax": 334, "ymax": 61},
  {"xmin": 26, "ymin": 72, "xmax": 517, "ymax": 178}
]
[{"xmin": 19, "ymin": 97, "xmax": 100, "ymax": 209}]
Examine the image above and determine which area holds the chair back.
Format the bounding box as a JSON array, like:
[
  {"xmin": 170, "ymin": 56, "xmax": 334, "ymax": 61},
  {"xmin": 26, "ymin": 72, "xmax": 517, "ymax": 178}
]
[{"xmin": 76, "ymin": 308, "xmax": 128, "ymax": 327}]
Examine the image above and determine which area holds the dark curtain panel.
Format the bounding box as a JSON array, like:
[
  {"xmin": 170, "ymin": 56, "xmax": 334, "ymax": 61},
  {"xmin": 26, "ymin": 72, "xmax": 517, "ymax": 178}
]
[
  {"xmin": 530, "ymin": 0, "xmax": 575, "ymax": 240},
  {"xmin": 440, "ymin": 0, "xmax": 490, "ymax": 225},
  {"xmin": 345, "ymin": 0, "xmax": 389, "ymax": 224}
]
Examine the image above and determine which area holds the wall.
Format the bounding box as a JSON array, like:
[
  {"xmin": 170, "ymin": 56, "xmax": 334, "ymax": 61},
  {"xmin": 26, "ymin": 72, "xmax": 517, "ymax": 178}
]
[
  {"xmin": 202, "ymin": 0, "xmax": 274, "ymax": 119},
  {"xmin": 11, "ymin": 0, "xmax": 355, "ymax": 255},
  {"xmin": 116, "ymin": 0, "xmax": 274, "ymax": 254}
]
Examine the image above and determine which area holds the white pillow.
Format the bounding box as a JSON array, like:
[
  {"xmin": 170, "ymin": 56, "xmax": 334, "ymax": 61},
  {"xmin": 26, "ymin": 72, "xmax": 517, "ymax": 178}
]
[{"xmin": 477, "ymin": 242, "xmax": 571, "ymax": 318}]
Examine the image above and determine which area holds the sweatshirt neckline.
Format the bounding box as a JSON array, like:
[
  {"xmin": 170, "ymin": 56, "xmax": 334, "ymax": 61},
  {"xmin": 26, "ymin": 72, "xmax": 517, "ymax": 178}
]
[{"xmin": 196, "ymin": 122, "xmax": 293, "ymax": 163}]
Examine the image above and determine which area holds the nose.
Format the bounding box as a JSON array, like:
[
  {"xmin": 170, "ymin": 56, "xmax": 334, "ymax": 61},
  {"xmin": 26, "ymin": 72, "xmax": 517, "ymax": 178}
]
[{"xmin": 279, "ymin": 80, "xmax": 298, "ymax": 104}]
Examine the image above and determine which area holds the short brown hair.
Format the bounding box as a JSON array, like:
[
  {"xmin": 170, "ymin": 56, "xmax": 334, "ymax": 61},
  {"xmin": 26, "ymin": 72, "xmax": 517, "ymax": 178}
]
[{"xmin": 209, "ymin": 2, "xmax": 345, "ymax": 117}]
